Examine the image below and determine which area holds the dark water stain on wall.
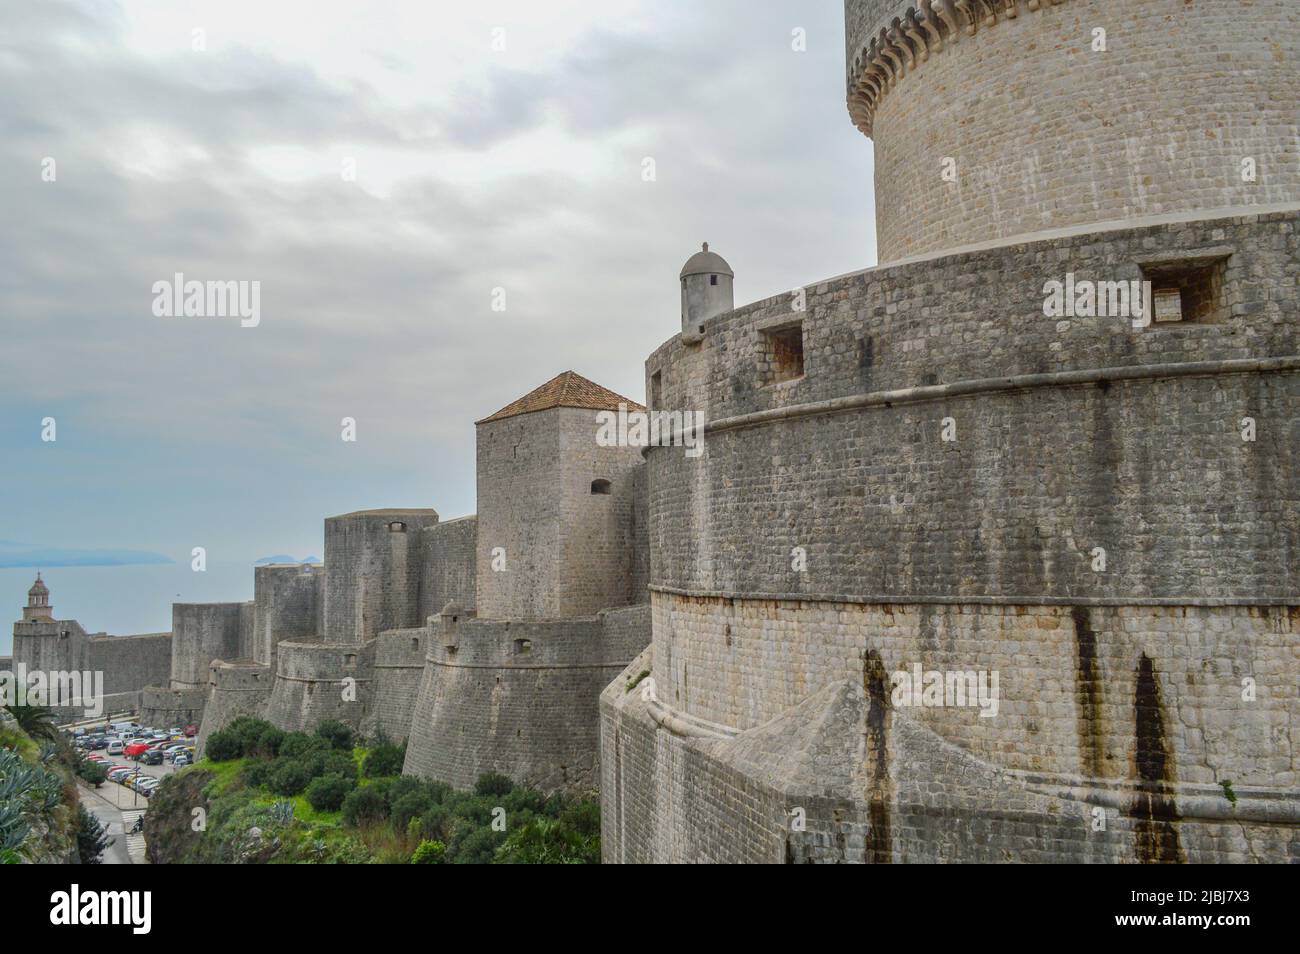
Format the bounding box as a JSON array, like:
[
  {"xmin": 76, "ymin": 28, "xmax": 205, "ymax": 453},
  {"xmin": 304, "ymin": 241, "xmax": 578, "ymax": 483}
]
[
  {"xmin": 863, "ymin": 649, "xmax": 892, "ymax": 863},
  {"xmin": 1129, "ymin": 653, "xmax": 1184, "ymax": 863},
  {"xmin": 1071, "ymin": 606, "xmax": 1107, "ymax": 779}
]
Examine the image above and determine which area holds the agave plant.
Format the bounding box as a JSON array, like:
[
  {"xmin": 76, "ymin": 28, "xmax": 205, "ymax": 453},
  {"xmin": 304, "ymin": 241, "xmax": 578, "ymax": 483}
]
[
  {"xmin": 0, "ymin": 747, "xmax": 69, "ymax": 860},
  {"xmin": 267, "ymin": 800, "xmax": 295, "ymax": 826},
  {"xmin": 0, "ymin": 803, "xmax": 30, "ymax": 857}
]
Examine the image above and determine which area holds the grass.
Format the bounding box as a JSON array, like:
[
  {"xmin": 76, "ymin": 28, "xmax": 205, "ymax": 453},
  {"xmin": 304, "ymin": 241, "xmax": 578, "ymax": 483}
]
[{"xmin": 189, "ymin": 756, "xmax": 247, "ymax": 797}]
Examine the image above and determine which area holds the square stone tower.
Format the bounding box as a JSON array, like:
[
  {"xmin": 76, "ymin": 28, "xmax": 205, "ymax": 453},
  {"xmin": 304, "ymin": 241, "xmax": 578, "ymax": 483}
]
[{"xmin": 474, "ymin": 371, "xmax": 645, "ymax": 619}]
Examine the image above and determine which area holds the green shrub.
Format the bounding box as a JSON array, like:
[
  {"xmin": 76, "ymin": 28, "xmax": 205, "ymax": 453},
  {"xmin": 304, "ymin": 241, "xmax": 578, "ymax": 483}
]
[
  {"xmin": 363, "ymin": 741, "xmax": 406, "ymax": 779},
  {"xmin": 410, "ymin": 839, "xmax": 446, "ymax": 864},
  {"xmin": 383, "ymin": 775, "xmax": 428, "ymax": 807},
  {"xmin": 204, "ymin": 727, "xmax": 245, "ymax": 762},
  {"xmin": 305, "ymin": 773, "xmax": 355, "ymax": 812},
  {"xmin": 243, "ymin": 760, "xmax": 271, "ymax": 788},
  {"xmin": 391, "ymin": 790, "xmax": 436, "ymax": 831},
  {"xmin": 418, "ymin": 804, "xmax": 452, "ymax": 841},
  {"xmin": 341, "ymin": 784, "xmax": 389, "ymax": 827},
  {"xmin": 315, "ymin": 720, "xmax": 353, "ymax": 751},
  {"xmin": 278, "ymin": 733, "xmax": 328, "ymax": 759},
  {"xmin": 559, "ymin": 800, "xmax": 600, "ymax": 837},
  {"xmin": 474, "ymin": 772, "xmax": 513, "ymax": 797},
  {"xmin": 451, "ymin": 825, "xmax": 506, "ymax": 864},
  {"xmin": 206, "ymin": 717, "xmax": 278, "ymax": 761},
  {"xmin": 495, "ymin": 816, "xmax": 599, "ymax": 864},
  {"xmin": 267, "ymin": 759, "xmax": 314, "ymax": 797},
  {"xmin": 253, "ymin": 724, "xmax": 285, "ymax": 758}
]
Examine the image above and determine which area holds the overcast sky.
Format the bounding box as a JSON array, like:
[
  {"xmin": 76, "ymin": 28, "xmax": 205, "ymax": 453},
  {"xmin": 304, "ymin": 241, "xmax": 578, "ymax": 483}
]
[{"xmin": 1, "ymin": 0, "xmax": 876, "ymax": 566}]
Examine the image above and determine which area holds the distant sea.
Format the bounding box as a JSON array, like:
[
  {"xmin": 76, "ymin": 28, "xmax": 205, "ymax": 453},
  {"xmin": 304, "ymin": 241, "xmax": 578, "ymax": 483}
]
[{"xmin": 0, "ymin": 562, "xmax": 255, "ymax": 655}]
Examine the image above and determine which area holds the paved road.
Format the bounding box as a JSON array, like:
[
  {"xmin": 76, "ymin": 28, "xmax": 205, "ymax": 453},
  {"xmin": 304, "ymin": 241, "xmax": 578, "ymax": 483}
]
[
  {"xmin": 79, "ymin": 783, "xmax": 135, "ymax": 864},
  {"xmin": 77, "ymin": 758, "xmax": 184, "ymax": 864}
]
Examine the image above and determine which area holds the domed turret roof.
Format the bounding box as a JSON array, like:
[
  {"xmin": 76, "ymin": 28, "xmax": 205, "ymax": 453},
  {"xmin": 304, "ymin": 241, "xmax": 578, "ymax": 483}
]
[
  {"xmin": 680, "ymin": 242, "xmax": 733, "ymax": 279},
  {"xmin": 28, "ymin": 573, "xmax": 48, "ymax": 597}
]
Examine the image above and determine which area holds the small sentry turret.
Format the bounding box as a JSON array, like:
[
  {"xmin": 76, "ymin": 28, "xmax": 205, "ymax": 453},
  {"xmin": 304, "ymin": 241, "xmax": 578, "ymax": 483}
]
[{"xmin": 679, "ymin": 242, "xmax": 733, "ymax": 344}]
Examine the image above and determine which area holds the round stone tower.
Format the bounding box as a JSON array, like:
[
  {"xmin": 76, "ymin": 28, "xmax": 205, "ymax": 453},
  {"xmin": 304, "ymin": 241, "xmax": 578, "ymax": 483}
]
[
  {"xmin": 845, "ymin": 0, "xmax": 1300, "ymax": 262},
  {"xmin": 679, "ymin": 242, "xmax": 733, "ymax": 344}
]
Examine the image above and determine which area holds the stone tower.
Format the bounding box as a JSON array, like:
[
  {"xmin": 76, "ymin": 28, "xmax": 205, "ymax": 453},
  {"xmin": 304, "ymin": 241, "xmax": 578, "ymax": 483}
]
[
  {"xmin": 845, "ymin": 0, "xmax": 1300, "ymax": 262},
  {"xmin": 474, "ymin": 371, "xmax": 645, "ymax": 619},
  {"xmin": 679, "ymin": 243, "xmax": 733, "ymax": 344},
  {"xmin": 600, "ymin": 0, "xmax": 1300, "ymax": 863},
  {"xmin": 23, "ymin": 573, "xmax": 53, "ymax": 622}
]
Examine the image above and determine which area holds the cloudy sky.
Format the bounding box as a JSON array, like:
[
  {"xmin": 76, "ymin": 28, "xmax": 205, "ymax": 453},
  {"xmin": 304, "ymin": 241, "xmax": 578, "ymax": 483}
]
[{"xmin": 1, "ymin": 0, "xmax": 875, "ymax": 569}]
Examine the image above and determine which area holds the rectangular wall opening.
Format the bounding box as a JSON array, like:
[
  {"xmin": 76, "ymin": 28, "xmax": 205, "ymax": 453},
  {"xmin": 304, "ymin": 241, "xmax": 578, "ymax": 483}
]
[
  {"xmin": 1138, "ymin": 253, "xmax": 1230, "ymax": 325},
  {"xmin": 760, "ymin": 322, "xmax": 805, "ymax": 385}
]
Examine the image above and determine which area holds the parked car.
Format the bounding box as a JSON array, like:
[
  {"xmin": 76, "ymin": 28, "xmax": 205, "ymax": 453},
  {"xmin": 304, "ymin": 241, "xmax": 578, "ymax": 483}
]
[
  {"xmin": 106, "ymin": 740, "xmax": 125, "ymax": 755},
  {"xmin": 183, "ymin": 724, "xmax": 198, "ymax": 737},
  {"xmin": 124, "ymin": 743, "xmax": 150, "ymax": 760},
  {"xmin": 172, "ymin": 753, "xmax": 193, "ymax": 768},
  {"xmin": 107, "ymin": 767, "xmax": 133, "ymax": 782},
  {"xmin": 85, "ymin": 753, "xmax": 108, "ymax": 763},
  {"xmin": 140, "ymin": 749, "xmax": 165, "ymax": 765}
]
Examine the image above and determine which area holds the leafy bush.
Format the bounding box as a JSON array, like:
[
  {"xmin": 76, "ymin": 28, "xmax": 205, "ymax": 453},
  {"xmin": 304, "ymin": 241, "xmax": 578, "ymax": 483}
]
[
  {"xmin": 78, "ymin": 759, "xmax": 108, "ymax": 787},
  {"xmin": 267, "ymin": 759, "xmax": 314, "ymax": 797},
  {"xmin": 253, "ymin": 724, "xmax": 285, "ymax": 758},
  {"xmin": 315, "ymin": 720, "xmax": 353, "ymax": 751},
  {"xmin": 363, "ymin": 741, "xmax": 406, "ymax": 779},
  {"xmin": 474, "ymin": 772, "xmax": 513, "ymax": 797},
  {"xmin": 391, "ymin": 790, "xmax": 436, "ymax": 831},
  {"xmin": 496, "ymin": 816, "xmax": 599, "ymax": 864},
  {"xmin": 410, "ymin": 839, "xmax": 446, "ymax": 864},
  {"xmin": 452, "ymin": 825, "xmax": 506, "ymax": 864},
  {"xmin": 278, "ymin": 732, "xmax": 328, "ymax": 760},
  {"xmin": 206, "ymin": 717, "xmax": 280, "ymax": 761},
  {"xmin": 305, "ymin": 773, "xmax": 355, "ymax": 812},
  {"xmin": 204, "ymin": 728, "xmax": 244, "ymax": 762},
  {"xmin": 341, "ymin": 784, "xmax": 389, "ymax": 827}
]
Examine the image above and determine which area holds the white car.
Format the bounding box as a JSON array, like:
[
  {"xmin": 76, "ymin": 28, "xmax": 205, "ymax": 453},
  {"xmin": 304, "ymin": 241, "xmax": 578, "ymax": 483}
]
[{"xmin": 106, "ymin": 740, "xmax": 125, "ymax": 755}]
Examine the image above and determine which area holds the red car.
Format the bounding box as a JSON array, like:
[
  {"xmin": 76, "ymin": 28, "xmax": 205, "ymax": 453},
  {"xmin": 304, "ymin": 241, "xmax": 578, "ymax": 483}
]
[
  {"xmin": 183, "ymin": 724, "xmax": 198, "ymax": 737},
  {"xmin": 124, "ymin": 743, "xmax": 150, "ymax": 759}
]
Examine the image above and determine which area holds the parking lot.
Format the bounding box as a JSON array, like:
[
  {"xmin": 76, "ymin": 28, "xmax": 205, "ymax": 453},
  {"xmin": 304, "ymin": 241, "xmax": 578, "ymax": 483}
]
[{"xmin": 71, "ymin": 721, "xmax": 198, "ymax": 809}]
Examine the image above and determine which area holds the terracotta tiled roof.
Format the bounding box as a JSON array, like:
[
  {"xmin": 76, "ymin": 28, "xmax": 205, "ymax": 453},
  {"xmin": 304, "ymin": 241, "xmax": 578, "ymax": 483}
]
[{"xmin": 476, "ymin": 371, "xmax": 644, "ymax": 424}]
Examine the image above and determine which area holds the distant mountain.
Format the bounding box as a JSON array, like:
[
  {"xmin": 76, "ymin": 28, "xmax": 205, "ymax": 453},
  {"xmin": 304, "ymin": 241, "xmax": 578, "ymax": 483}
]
[
  {"xmin": 254, "ymin": 555, "xmax": 321, "ymax": 565},
  {"xmin": 0, "ymin": 540, "xmax": 174, "ymax": 569}
]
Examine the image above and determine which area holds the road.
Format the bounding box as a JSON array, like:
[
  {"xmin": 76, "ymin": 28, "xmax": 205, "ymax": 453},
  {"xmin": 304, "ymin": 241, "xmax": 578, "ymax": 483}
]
[{"xmin": 77, "ymin": 754, "xmax": 186, "ymax": 864}]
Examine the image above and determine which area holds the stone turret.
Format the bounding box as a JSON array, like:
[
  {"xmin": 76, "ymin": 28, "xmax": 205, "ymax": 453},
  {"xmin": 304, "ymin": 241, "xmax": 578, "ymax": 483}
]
[{"xmin": 679, "ymin": 242, "xmax": 733, "ymax": 344}]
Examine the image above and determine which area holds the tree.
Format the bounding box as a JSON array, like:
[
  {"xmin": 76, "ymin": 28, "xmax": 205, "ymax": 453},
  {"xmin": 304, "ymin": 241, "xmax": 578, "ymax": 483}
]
[
  {"xmin": 3, "ymin": 697, "xmax": 60, "ymax": 743},
  {"xmin": 76, "ymin": 806, "xmax": 111, "ymax": 864},
  {"xmin": 78, "ymin": 759, "xmax": 108, "ymax": 787}
]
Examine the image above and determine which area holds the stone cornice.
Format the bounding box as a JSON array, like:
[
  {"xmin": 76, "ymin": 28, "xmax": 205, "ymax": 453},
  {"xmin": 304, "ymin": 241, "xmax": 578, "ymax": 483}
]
[{"xmin": 847, "ymin": 0, "xmax": 1069, "ymax": 137}]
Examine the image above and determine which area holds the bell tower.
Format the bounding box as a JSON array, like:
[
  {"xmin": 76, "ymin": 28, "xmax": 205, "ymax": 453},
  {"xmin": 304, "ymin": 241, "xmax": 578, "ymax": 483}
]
[{"xmin": 23, "ymin": 572, "xmax": 53, "ymax": 622}]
